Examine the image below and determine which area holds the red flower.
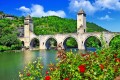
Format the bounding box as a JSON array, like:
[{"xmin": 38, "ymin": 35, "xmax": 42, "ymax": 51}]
[
  {"xmin": 93, "ymin": 52, "xmax": 97, "ymax": 57},
  {"xmin": 81, "ymin": 54, "xmax": 87, "ymax": 57},
  {"xmin": 64, "ymin": 78, "xmax": 69, "ymax": 80},
  {"xmin": 114, "ymin": 54, "xmax": 118, "ymax": 58},
  {"xmin": 94, "ymin": 52, "xmax": 96, "ymax": 55},
  {"xmin": 45, "ymin": 76, "xmax": 51, "ymax": 80},
  {"xmin": 99, "ymin": 64, "xmax": 104, "ymax": 70},
  {"xmin": 46, "ymin": 71, "xmax": 49, "ymax": 75},
  {"xmin": 115, "ymin": 58, "xmax": 120, "ymax": 62},
  {"xmin": 78, "ymin": 64, "xmax": 86, "ymax": 73},
  {"xmin": 26, "ymin": 73, "xmax": 30, "ymax": 76}
]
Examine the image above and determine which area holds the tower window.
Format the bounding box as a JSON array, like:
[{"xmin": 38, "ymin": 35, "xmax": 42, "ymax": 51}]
[{"xmin": 84, "ymin": 29, "xmax": 85, "ymax": 32}]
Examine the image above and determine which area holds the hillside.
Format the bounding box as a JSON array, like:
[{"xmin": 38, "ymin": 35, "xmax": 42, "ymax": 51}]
[
  {"xmin": 33, "ymin": 16, "xmax": 108, "ymax": 35},
  {"xmin": 0, "ymin": 14, "xmax": 109, "ymax": 51},
  {"xmin": 0, "ymin": 14, "xmax": 108, "ymax": 36}
]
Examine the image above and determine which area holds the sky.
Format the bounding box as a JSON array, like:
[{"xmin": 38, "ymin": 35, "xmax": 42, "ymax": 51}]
[{"xmin": 0, "ymin": 0, "xmax": 120, "ymax": 32}]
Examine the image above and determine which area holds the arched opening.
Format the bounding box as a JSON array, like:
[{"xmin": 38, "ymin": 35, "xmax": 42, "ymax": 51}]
[
  {"xmin": 30, "ymin": 38, "xmax": 39, "ymax": 49},
  {"xmin": 21, "ymin": 41, "xmax": 24, "ymax": 47},
  {"xmin": 63, "ymin": 37, "xmax": 78, "ymax": 49},
  {"xmin": 109, "ymin": 35, "xmax": 120, "ymax": 50},
  {"xmin": 84, "ymin": 29, "xmax": 85, "ymax": 32},
  {"xmin": 45, "ymin": 38, "xmax": 57, "ymax": 49},
  {"xmin": 84, "ymin": 36, "xmax": 101, "ymax": 50}
]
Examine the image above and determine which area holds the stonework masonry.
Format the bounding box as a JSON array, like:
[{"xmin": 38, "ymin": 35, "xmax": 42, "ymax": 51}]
[{"xmin": 19, "ymin": 9, "xmax": 120, "ymax": 50}]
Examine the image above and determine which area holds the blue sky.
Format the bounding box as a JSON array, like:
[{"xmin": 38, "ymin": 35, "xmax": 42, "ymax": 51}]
[{"xmin": 0, "ymin": 0, "xmax": 120, "ymax": 32}]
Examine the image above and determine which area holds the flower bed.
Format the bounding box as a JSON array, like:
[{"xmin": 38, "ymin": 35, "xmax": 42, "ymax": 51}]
[{"xmin": 19, "ymin": 48, "xmax": 120, "ymax": 80}]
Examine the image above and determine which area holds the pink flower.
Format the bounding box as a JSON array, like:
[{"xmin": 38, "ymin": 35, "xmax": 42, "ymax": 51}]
[{"xmin": 46, "ymin": 71, "xmax": 49, "ymax": 75}]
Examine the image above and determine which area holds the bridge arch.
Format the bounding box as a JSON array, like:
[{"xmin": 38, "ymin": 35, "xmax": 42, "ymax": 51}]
[
  {"xmin": 109, "ymin": 34, "xmax": 120, "ymax": 45},
  {"xmin": 30, "ymin": 37, "xmax": 40, "ymax": 49},
  {"xmin": 63, "ymin": 36, "xmax": 78, "ymax": 49},
  {"xmin": 84, "ymin": 35, "xmax": 102, "ymax": 49},
  {"xmin": 109, "ymin": 35, "xmax": 120, "ymax": 49},
  {"xmin": 45, "ymin": 36, "xmax": 57, "ymax": 49}
]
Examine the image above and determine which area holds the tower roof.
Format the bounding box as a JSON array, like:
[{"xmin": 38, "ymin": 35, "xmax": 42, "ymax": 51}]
[
  {"xmin": 78, "ymin": 9, "xmax": 86, "ymax": 16},
  {"xmin": 25, "ymin": 15, "xmax": 32, "ymax": 20}
]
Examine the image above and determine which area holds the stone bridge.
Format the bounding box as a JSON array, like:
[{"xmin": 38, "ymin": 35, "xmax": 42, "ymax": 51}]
[
  {"xmin": 19, "ymin": 31, "xmax": 120, "ymax": 50},
  {"xmin": 18, "ymin": 9, "xmax": 120, "ymax": 50}
]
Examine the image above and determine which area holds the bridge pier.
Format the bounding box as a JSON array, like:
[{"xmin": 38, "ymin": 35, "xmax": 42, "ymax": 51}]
[
  {"xmin": 40, "ymin": 41, "xmax": 46, "ymax": 49},
  {"xmin": 24, "ymin": 42, "xmax": 30, "ymax": 48}
]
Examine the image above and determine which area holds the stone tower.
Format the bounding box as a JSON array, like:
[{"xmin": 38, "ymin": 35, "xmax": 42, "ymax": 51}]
[
  {"xmin": 77, "ymin": 9, "xmax": 86, "ymax": 34},
  {"xmin": 24, "ymin": 15, "xmax": 33, "ymax": 47}
]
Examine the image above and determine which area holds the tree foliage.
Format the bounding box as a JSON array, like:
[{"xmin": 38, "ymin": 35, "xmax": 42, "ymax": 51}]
[
  {"xmin": 109, "ymin": 35, "xmax": 120, "ymax": 50},
  {"xmin": 33, "ymin": 16, "xmax": 108, "ymax": 35},
  {"xmin": 85, "ymin": 36, "xmax": 101, "ymax": 48},
  {"xmin": 65, "ymin": 37, "xmax": 78, "ymax": 48},
  {"xmin": 0, "ymin": 18, "xmax": 23, "ymax": 51}
]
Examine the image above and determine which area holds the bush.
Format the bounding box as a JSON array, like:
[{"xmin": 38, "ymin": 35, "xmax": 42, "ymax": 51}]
[
  {"xmin": 19, "ymin": 48, "xmax": 120, "ymax": 80},
  {"xmin": 0, "ymin": 45, "xmax": 10, "ymax": 52},
  {"xmin": 19, "ymin": 58, "xmax": 43, "ymax": 80}
]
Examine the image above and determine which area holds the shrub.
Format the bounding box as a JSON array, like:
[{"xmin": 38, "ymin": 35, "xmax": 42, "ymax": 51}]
[
  {"xmin": 19, "ymin": 48, "xmax": 120, "ymax": 80},
  {"xmin": 0, "ymin": 45, "xmax": 10, "ymax": 52}
]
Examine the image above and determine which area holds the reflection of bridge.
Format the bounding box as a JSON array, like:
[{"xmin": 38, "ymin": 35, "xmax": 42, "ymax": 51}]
[{"xmin": 19, "ymin": 9, "xmax": 120, "ymax": 50}]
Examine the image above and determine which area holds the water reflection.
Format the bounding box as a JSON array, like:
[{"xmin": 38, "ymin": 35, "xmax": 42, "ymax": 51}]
[
  {"xmin": 0, "ymin": 48, "xmax": 95, "ymax": 80},
  {"xmin": 40, "ymin": 50, "xmax": 47, "ymax": 69},
  {"xmin": 23, "ymin": 50, "xmax": 35, "ymax": 65}
]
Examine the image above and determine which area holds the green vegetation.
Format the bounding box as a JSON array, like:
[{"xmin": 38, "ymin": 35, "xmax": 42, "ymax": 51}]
[
  {"xmin": 110, "ymin": 35, "xmax": 120, "ymax": 50},
  {"xmin": 0, "ymin": 13, "xmax": 112, "ymax": 51},
  {"xmin": 0, "ymin": 18, "xmax": 23, "ymax": 51},
  {"xmin": 32, "ymin": 16, "xmax": 108, "ymax": 48},
  {"xmin": 19, "ymin": 35, "xmax": 120, "ymax": 79},
  {"xmin": 65, "ymin": 37, "xmax": 78, "ymax": 48},
  {"xmin": 33, "ymin": 16, "xmax": 108, "ymax": 35},
  {"xmin": 0, "ymin": 14, "xmax": 108, "ymax": 50},
  {"xmin": 19, "ymin": 47, "xmax": 120, "ymax": 80},
  {"xmin": 85, "ymin": 36, "xmax": 101, "ymax": 48},
  {"xmin": 33, "ymin": 16, "xmax": 76, "ymax": 35},
  {"xmin": 0, "ymin": 11, "xmax": 4, "ymax": 15}
]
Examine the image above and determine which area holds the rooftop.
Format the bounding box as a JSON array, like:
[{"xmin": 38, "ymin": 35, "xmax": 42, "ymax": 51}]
[
  {"xmin": 78, "ymin": 9, "xmax": 86, "ymax": 15},
  {"xmin": 25, "ymin": 15, "xmax": 32, "ymax": 20}
]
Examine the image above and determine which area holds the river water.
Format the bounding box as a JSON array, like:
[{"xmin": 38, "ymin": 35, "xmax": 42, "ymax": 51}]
[{"xmin": 0, "ymin": 49, "xmax": 95, "ymax": 80}]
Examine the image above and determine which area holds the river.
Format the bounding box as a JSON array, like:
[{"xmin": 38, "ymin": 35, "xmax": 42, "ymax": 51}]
[{"xmin": 0, "ymin": 48, "xmax": 95, "ymax": 80}]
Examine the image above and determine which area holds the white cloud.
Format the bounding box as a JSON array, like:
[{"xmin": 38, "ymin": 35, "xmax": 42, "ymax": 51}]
[
  {"xmin": 99, "ymin": 15, "xmax": 113, "ymax": 21},
  {"xmin": 17, "ymin": 4, "xmax": 66, "ymax": 18},
  {"xmin": 69, "ymin": 0, "xmax": 120, "ymax": 15},
  {"xmin": 95, "ymin": 0, "xmax": 120, "ymax": 10},
  {"xmin": 18, "ymin": 6, "xmax": 30, "ymax": 12},
  {"xmin": 69, "ymin": 0, "xmax": 97, "ymax": 15}
]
